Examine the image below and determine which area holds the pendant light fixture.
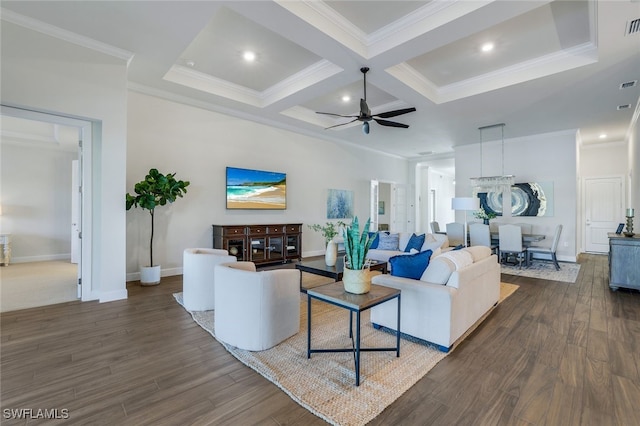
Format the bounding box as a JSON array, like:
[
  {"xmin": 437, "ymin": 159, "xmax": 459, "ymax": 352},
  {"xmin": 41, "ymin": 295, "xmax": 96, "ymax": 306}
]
[{"xmin": 470, "ymin": 123, "xmax": 515, "ymax": 193}]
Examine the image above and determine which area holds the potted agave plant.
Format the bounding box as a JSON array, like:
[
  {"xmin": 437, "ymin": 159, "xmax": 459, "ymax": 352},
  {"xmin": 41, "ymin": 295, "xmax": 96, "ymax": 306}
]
[
  {"xmin": 342, "ymin": 216, "xmax": 377, "ymax": 294},
  {"xmin": 126, "ymin": 168, "xmax": 190, "ymax": 285}
]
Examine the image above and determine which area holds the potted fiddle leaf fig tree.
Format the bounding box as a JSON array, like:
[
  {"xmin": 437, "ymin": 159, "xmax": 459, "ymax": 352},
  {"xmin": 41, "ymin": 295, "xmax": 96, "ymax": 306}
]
[
  {"xmin": 342, "ymin": 216, "xmax": 377, "ymax": 294},
  {"xmin": 126, "ymin": 168, "xmax": 190, "ymax": 285}
]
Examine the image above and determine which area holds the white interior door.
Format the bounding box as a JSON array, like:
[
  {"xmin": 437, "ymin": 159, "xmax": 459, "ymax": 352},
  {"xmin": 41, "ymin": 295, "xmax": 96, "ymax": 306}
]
[
  {"xmin": 370, "ymin": 180, "xmax": 379, "ymax": 231},
  {"xmin": 392, "ymin": 184, "xmax": 408, "ymax": 232},
  {"xmin": 71, "ymin": 159, "xmax": 80, "ymax": 264},
  {"xmin": 585, "ymin": 176, "xmax": 623, "ymax": 253}
]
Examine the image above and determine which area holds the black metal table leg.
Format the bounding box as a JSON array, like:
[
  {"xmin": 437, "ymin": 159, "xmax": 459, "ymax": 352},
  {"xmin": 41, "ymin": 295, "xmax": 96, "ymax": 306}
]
[
  {"xmin": 355, "ymin": 311, "xmax": 361, "ymax": 386},
  {"xmin": 307, "ymin": 295, "xmax": 311, "ymax": 359}
]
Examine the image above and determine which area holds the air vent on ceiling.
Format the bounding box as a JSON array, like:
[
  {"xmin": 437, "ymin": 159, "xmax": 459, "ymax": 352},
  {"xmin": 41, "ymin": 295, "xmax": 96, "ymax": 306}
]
[
  {"xmin": 620, "ymin": 80, "xmax": 637, "ymax": 89},
  {"xmin": 418, "ymin": 151, "xmax": 433, "ymax": 156},
  {"xmin": 618, "ymin": 104, "xmax": 632, "ymax": 110},
  {"xmin": 627, "ymin": 18, "xmax": 640, "ymax": 35}
]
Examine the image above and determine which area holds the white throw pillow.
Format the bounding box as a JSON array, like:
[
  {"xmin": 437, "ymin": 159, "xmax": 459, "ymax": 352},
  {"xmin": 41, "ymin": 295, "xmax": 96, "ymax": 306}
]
[
  {"xmin": 463, "ymin": 246, "xmax": 491, "ymax": 262},
  {"xmin": 420, "ymin": 256, "xmax": 455, "ymax": 285},
  {"xmin": 438, "ymin": 250, "xmax": 474, "ymax": 270}
]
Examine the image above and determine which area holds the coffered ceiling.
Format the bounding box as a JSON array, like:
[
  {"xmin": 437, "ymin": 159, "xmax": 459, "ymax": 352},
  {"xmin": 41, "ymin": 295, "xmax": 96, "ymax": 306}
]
[{"xmin": 1, "ymin": 0, "xmax": 639, "ymax": 159}]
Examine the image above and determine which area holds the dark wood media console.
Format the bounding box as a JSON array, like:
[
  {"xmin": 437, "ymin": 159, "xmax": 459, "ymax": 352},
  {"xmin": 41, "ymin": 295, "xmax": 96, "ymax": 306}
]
[{"xmin": 212, "ymin": 224, "xmax": 302, "ymax": 266}]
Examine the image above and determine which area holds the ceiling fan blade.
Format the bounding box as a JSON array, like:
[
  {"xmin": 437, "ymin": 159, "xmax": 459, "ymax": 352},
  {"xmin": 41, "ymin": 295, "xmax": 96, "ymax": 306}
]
[
  {"xmin": 325, "ymin": 118, "xmax": 358, "ymax": 130},
  {"xmin": 316, "ymin": 111, "xmax": 358, "ymax": 118},
  {"xmin": 374, "ymin": 107, "xmax": 416, "ymax": 119},
  {"xmin": 374, "ymin": 118, "xmax": 409, "ymax": 129},
  {"xmin": 360, "ymin": 98, "xmax": 371, "ymax": 117}
]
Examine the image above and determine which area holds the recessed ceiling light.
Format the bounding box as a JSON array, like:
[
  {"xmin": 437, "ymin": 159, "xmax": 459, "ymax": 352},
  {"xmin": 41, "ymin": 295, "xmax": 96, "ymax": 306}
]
[
  {"xmin": 599, "ymin": 134, "xmax": 607, "ymax": 139},
  {"xmin": 481, "ymin": 42, "xmax": 494, "ymax": 53},
  {"xmin": 243, "ymin": 51, "xmax": 256, "ymax": 62},
  {"xmin": 185, "ymin": 60, "xmax": 195, "ymax": 67},
  {"xmin": 341, "ymin": 95, "xmax": 351, "ymax": 102}
]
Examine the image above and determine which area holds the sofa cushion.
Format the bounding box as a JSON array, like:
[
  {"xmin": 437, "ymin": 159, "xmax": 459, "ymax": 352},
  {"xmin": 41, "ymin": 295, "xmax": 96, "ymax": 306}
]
[
  {"xmin": 421, "ymin": 235, "xmax": 444, "ymax": 254},
  {"xmin": 390, "ymin": 250, "xmax": 432, "ymax": 279},
  {"xmin": 377, "ymin": 232, "xmax": 400, "ymax": 250},
  {"xmin": 438, "ymin": 250, "xmax": 474, "ymax": 270},
  {"xmin": 369, "ymin": 232, "xmax": 380, "ymax": 249},
  {"xmin": 420, "ymin": 256, "xmax": 455, "ymax": 284},
  {"xmin": 464, "ymin": 245, "xmax": 491, "ymax": 262},
  {"xmin": 404, "ymin": 233, "xmax": 426, "ymax": 252}
]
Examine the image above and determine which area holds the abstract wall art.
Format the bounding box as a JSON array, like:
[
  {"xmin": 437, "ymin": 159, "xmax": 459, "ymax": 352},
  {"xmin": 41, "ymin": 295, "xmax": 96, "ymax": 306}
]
[
  {"xmin": 477, "ymin": 181, "xmax": 554, "ymax": 217},
  {"xmin": 327, "ymin": 189, "xmax": 353, "ymax": 219}
]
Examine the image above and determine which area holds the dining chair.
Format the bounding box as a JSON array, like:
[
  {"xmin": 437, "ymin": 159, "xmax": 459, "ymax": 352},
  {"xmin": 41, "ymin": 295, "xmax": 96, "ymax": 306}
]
[
  {"xmin": 446, "ymin": 222, "xmax": 465, "ymax": 247},
  {"xmin": 499, "ymin": 224, "xmax": 527, "ymax": 268},
  {"xmin": 515, "ymin": 223, "xmax": 533, "ymax": 234},
  {"xmin": 527, "ymin": 224, "xmax": 563, "ymax": 270},
  {"xmin": 469, "ymin": 223, "xmax": 498, "ymax": 254},
  {"xmin": 430, "ymin": 221, "xmax": 440, "ymax": 233}
]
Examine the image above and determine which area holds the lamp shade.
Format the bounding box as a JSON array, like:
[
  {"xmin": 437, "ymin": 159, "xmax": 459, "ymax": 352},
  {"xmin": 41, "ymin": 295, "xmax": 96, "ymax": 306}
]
[{"xmin": 451, "ymin": 197, "xmax": 479, "ymax": 211}]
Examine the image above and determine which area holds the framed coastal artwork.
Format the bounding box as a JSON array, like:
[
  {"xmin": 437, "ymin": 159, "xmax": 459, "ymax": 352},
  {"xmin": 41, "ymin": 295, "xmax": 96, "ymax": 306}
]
[
  {"xmin": 327, "ymin": 189, "xmax": 353, "ymax": 219},
  {"xmin": 226, "ymin": 167, "xmax": 286, "ymax": 210}
]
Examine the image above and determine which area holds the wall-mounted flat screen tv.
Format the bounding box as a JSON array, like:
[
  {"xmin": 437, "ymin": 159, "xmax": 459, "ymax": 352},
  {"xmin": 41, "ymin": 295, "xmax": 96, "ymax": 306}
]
[{"xmin": 226, "ymin": 167, "xmax": 287, "ymax": 210}]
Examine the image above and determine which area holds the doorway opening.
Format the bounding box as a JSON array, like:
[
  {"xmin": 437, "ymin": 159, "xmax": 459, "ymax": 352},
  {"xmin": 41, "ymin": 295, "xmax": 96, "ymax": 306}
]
[{"xmin": 0, "ymin": 105, "xmax": 93, "ymax": 312}]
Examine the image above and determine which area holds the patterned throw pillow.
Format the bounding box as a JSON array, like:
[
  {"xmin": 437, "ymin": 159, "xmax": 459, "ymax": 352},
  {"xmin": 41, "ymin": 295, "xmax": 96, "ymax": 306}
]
[{"xmin": 377, "ymin": 232, "xmax": 400, "ymax": 251}]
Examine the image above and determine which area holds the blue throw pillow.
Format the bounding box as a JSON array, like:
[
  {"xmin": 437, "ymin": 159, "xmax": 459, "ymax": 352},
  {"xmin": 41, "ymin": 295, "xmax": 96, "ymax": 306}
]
[
  {"xmin": 368, "ymin": 232, "xmax": 380, "ymax": 249},
  {"xmin": 404, "ymin": 233, "xmax": 426, "ymax": 252},
  {"xmin": 453, "ymin": 244, "xmax": 464, "ymax": 251},
  {"xmin": 390, "ymin": 250, "xmax": 432, "ymax": 279}
]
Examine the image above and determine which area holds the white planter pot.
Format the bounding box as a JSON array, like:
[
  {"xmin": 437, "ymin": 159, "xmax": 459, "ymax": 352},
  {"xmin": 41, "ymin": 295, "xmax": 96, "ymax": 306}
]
[
  {"xmin": 343, "ymin": 266, "xmax": 372, "ymax": 294},
  {"xmin": 140, "ymin": 265, "xmax": 161, "ymax": 286},
  {"xmin": 325, "ymin": 241, "xmax": 338, "ymax": 266}
]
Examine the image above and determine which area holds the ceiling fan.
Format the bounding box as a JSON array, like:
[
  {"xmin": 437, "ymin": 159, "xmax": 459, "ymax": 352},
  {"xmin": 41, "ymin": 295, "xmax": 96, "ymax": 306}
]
[{"xmin": 316, "ymin": 67, "xmax": 416, "ymax": 134}]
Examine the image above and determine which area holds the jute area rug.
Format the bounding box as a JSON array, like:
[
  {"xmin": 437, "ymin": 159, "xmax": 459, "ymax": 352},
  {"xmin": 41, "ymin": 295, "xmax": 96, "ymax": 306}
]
[
  {"xmin": 174, "ymin": 282, "xmax": 518, "ymax": 426},
  {"xmin": 501, "ymin": 261, "xmax": 580, "ymax": 283}
]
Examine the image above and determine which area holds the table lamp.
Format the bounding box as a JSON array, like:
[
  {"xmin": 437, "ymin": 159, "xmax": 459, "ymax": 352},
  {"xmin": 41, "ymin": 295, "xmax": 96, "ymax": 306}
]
[{"xmin": 452, "ymin": 197, "xmax": 480, "ymax": 246}]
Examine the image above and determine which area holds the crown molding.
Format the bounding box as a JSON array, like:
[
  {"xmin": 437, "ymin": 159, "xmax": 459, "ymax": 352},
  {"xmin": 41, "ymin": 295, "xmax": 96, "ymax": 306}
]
[{"xmin": 0, "ymin": 8, "xmax": 134, "ymax": 66}]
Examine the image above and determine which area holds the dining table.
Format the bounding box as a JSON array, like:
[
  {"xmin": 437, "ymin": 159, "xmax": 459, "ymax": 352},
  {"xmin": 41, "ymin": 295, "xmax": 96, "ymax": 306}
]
[{"xmin": 490, "ymin": 232, "xmax": 546, "ymax": 244}]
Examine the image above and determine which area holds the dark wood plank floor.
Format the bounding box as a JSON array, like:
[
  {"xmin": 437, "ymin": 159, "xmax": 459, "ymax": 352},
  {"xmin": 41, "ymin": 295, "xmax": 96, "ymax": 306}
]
[{"xmin": 2, "ymin": 254, "xmax": 640, "ymax": 425}]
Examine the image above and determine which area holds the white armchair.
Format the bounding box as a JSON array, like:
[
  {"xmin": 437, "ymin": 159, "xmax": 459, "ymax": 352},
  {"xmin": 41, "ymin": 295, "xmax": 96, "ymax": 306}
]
[
  {"xmin": 183, "ymin": 248, "xmax": 236, "ymax": 311},
  {"xmin": 214, "ymin": 262, "xmax": 300, "ymax": 351}
]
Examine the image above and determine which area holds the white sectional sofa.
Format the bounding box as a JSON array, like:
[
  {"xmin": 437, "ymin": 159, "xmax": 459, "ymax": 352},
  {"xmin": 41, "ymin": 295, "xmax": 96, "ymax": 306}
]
[{"xmin": 369, "ymin": 246, "xmax": 500, "ymax": 352}]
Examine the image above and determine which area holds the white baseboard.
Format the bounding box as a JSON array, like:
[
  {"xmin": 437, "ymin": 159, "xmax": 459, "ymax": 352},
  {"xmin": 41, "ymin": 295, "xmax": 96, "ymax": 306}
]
[
  {"xmin": 99, "ymin": 289, "xmax": 128, "ymax": 303},
  {"xmin": 11, "ymin": 254, "xmax": 71, "ymax": 263}
]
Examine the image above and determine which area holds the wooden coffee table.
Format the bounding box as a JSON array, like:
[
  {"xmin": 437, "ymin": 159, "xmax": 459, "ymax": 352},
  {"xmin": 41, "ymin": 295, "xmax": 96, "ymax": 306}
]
[
  {"xmin": 296, "ymin": 257, "xmax": 387, "ymax": 293},
  {"xmin": 307, "ymin": 282, "xmax": 401, "ymax": 386}
]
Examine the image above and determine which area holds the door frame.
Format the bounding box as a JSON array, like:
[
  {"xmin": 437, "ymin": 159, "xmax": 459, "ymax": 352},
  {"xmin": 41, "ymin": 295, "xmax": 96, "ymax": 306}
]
[{"xmin": 1, "ymin": 105, "xmax": 94, "ymax": 301}]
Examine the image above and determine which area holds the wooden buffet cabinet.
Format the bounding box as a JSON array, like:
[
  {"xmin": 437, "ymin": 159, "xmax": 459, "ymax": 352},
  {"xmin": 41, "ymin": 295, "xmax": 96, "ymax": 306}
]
[
  {"xmin": 608, "ymin": 233, "xmax": 640, "ymax": 291},
  {"xmin": 212, "ymin": 224, "xmax": 302, "ymax": 265}
]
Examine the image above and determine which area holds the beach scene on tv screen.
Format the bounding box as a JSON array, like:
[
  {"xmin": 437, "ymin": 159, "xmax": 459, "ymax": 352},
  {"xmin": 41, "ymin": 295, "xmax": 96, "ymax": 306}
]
[{"xmin": 226, "ymin": 167, "xmax": 286, "ymax": 209}]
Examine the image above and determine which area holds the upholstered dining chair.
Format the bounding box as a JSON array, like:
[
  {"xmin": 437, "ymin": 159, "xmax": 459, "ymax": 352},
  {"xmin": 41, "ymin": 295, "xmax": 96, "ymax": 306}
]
[
  {"xmin": 499, "ymin": 224, "xmax": 527, "ymax": 269},
  {"xmin": 430, "ymin": 221, "xmax": 440, "ymax": 233},
  {"xmin": 469, "ymin": 223, "xmax": 498, "ymax": 254},
  {"xmin": 183, "ymin": 248, "xmax": 236, "ymax": 311},
  {"xmin": 527, "ymin": 224, "xmax": 563, "ymax": 270},
  {"xmin": 214, "ymin": 262, "xmax": 300, "ymax": 351},
  {"xmin": 515, "ymin": 223, "xmax": 533, "ymax": 234},
  {"xmin": 446, "ymin": 222, "xmax": 465, "ymax": 247}
]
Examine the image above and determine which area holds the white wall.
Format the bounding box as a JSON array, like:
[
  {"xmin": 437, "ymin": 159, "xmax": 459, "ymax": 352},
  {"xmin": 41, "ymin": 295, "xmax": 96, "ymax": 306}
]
[
  {"xmin": 378, "ymin": 183, "xmax": 391, "ymax": 228},
  {"xmin": 1, "ymin": 21, "xmax": 128, "ymax": 302},
  {"xmin": 455, "ymin": 130, "xmax": 578, "ymax": 261},
  {"xmin": 126, "ymin": 91, "xmax": 409, "ymax": 278},
  {"xmin": 629, "ymin": 111, "xmax": 639, "ymax": 215},
  {"xmin": 0, "ymin": 141, "xmax": 76, "ymax": 262}
]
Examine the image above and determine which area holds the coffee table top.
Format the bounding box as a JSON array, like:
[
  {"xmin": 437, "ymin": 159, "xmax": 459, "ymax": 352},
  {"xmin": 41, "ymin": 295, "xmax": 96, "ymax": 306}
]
[
  {"xmin": 307, "ymin": 282, "xmax": 400, "ymax": 311},
  {"xmin": 296, "ymin": 257, "xmax": 385, "ymax": 276}
]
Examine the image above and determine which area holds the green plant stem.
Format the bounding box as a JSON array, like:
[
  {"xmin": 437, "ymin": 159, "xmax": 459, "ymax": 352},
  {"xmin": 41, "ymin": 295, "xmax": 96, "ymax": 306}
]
[{"xmin": 149, "ymin": 209, "xmax": 154, "ymax": 267}]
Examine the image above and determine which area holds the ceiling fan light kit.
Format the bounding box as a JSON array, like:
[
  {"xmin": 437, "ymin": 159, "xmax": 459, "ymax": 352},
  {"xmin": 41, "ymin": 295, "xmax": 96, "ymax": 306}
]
[{"xmin": 316, "ymin": 67, "xmax": 416, "ymax": 134}]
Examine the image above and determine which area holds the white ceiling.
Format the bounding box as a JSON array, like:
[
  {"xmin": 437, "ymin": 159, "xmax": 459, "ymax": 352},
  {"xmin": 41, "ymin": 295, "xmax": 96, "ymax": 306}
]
[{"xmin": 1, "ymin": 0, "xmax": 639, "ymax": 159}]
